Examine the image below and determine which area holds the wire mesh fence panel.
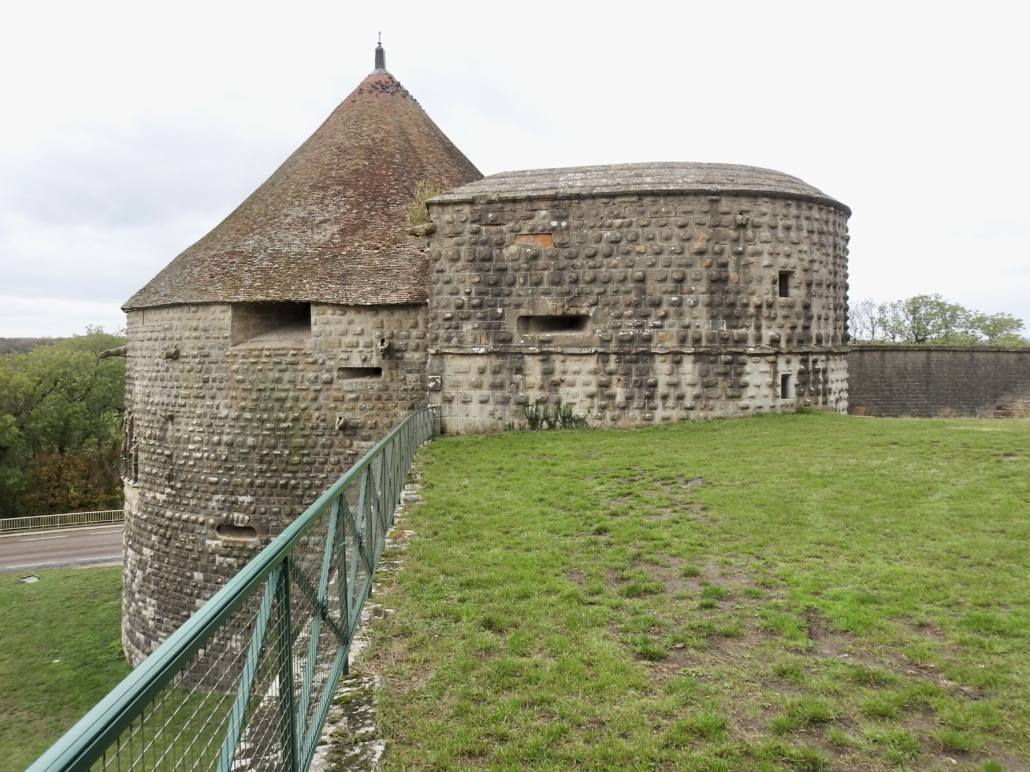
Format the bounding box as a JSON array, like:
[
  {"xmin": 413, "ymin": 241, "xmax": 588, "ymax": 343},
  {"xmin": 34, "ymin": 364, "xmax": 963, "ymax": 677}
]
[
  {"xmin": 30, "ymin": 408, "xmax": 435, "ymax": 772},
  {"xmin": 89, "ymin": 578, "xmax": 278, "ymax": 772}
]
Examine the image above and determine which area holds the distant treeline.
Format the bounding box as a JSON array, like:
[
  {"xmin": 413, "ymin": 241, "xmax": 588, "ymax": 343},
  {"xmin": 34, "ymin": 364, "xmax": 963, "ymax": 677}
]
[
  {"xmin": 0, "ymin": 328, "xmax": 125, "ymax": 519},
  {"xmin": 849, "ymin": 295, "xmax": 1026, "ymax": 345},
  {"xmin": 0, "ymin": 337, "xmax": 61, "ymax": 355}
]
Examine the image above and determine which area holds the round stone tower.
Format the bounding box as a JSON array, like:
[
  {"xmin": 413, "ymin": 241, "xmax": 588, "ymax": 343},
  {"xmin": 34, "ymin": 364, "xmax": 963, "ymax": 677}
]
[
  {"xmin": 424, "ymin": 162, "xmax": 850, "ymax": 430},
  {"xmin": 120, "ymin": 44, "xmax": 481, "ymax": 664}
]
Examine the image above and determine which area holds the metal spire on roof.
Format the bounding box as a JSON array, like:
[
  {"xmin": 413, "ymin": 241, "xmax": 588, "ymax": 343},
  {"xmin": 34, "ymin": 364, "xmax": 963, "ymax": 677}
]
[{"xmin": 374, "ymin": 34, "xmax": 387, "ymax": 73}]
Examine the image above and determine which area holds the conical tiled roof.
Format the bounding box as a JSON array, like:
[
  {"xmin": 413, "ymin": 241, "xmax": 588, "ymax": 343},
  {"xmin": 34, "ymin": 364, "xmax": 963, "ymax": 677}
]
[{"xmin": 125, "ymin": 62, "xmax": 481, "ymax": 310}]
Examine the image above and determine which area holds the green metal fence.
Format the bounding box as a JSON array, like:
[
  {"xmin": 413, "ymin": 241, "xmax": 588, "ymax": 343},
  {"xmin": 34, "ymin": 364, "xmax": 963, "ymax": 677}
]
[
  {"xmin": 0, "ymin": 509, "xmax": 124, "ymax": 534},
  {"xmin": 28, "ymin": 407, "xmax": 436, "ymax": 772}
]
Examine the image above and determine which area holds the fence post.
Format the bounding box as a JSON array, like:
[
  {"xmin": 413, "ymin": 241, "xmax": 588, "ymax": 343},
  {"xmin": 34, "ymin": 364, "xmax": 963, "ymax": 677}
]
[{"xmin": 277, "ymin": 558, "xmax": 299, "ymax": 772}]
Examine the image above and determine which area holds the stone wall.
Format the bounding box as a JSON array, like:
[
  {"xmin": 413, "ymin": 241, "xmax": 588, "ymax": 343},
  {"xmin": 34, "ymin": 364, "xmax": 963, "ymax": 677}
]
[
  {"xmin": 425, "ymin": 192, "xmax": 850, "ymax": 431},
  {"xmin": 121, "ymin": 302, "xmax": 428, "ymax": 664},
  {"xmin": 847, "ymin": 345, "xmax": 1030, "ymax": 418}
]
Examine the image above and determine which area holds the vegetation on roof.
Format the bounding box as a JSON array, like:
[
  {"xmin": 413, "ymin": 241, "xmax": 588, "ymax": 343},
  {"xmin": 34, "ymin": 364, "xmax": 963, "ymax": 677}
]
[{"xmin": 405, "ymin": 180, "xmax": 442, "ymax": 228}]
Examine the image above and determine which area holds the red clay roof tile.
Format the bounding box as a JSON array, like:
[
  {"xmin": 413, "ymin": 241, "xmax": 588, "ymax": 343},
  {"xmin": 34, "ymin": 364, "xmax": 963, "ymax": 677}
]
[{"xmin": 124, "ymin": 71, "xmax": 481, "ymax": 310}]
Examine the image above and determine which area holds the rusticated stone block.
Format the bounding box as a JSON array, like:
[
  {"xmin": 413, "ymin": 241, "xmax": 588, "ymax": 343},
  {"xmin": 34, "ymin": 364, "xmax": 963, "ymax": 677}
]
[
  {"xmin": 426, "ymin": 164, "xmax": 850, "ymax": 432},
  {"xmin": 120, "ymin": 303, "xmax": 429, "ymax": 665}
]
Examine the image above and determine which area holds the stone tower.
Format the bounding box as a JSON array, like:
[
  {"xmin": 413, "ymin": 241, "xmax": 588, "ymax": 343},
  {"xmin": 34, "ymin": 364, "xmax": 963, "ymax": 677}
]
[
  {"xmin": 424, "ymin": 163, "xmax": 850, "ymax": 430},
  {"xmin": 119, "ymin": 44, "xmax": 481, "ymax": 664}
]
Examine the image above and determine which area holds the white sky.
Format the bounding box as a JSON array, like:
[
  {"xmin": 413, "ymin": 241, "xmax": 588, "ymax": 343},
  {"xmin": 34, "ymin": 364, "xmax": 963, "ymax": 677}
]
[{"xmin": 1, "ymin": 0, "xmax": 1027, "ymax": 338}]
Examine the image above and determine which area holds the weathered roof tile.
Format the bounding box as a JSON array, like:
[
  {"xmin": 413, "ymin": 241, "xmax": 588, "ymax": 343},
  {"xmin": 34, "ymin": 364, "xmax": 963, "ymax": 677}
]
[{"xmin": 125, "ymin": 69, "xmax": 481, "ymax": 310}]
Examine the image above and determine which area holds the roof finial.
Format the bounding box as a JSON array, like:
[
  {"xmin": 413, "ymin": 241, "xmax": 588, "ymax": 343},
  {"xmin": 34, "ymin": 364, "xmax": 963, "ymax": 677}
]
[{"xmin": 374, "ymin": 34, "xmax": 386, "ymax": 73}]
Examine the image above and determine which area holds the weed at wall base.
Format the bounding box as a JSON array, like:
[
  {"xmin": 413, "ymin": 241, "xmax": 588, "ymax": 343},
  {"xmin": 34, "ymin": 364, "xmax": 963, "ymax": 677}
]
[{"xmin": 523, "ymin": 398, "xmax": 586, "ymax": 430}]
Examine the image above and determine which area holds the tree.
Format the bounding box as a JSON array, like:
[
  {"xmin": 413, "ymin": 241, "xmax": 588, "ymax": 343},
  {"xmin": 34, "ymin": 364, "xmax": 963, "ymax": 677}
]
[
  {"xmin": 0, "ymin": 414, "xmax": 25, "ymax": 511},
  {"xmin": 18, "ymin": 451, "xmax": 122, "ymax": 514},
  {"xmin": 969, "ymin": 312, "xmax": 1025, "ymax": 345},
  {"xmin": 882, "ymin": 295, "xmax": 976, "ymax": 344},
  {"xmin": 847, "ymin": 298, "xmax": 881, "ymax": 342},
  {"xmin": 0, "ymin": 337, "xmax": 59, "ymax": 354},
  {"xmin": 0, "ymin": 328, "xmax": 126, "ymax": 518},
  {"xmin": 849, "ymin": 295, "xmax": 1025, "ymax": 345}
]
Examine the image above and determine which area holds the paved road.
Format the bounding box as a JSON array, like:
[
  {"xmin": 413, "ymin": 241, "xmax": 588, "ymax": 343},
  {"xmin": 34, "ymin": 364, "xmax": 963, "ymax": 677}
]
[{"xmin": 0, "ymin": 524, "xmax": 123, "ymax": 573}]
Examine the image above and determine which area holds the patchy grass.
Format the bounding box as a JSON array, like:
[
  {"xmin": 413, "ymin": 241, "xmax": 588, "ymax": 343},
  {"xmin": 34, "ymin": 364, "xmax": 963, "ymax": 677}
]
[
  {"xmin": 770, "ymin": 696, "xmax": 837, "ymax": 734},
  {"xmin": 0, "ymin": 566, "xmax": 129, "ymax": 771},
  {"xmin": 368, "ymin": 413, "xmax": 1030, "ymax": 770}
]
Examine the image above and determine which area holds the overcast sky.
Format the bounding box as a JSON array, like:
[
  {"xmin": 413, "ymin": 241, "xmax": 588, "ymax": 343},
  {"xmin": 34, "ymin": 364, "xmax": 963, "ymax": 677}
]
[{"xmin": 1, "ymin": 0, "xmax": 1027, "ymax": 338}]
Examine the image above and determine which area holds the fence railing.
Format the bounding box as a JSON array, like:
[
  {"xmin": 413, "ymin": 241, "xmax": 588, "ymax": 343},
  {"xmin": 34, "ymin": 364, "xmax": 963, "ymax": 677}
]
[
  {"xmin": 0, "ymin": 509, "xmax": 124, "ymax": 534},
  {"xmin": 28, "ymin": 406, "xmax": 436, "ymax": 772}
]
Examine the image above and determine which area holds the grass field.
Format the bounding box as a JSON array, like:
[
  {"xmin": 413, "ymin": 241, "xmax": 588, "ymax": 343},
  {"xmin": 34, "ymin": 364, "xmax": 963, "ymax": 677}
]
[
  {"xmin": 366, "ymin": 413, "xmax": 1030, "ymax": 771},
  {"xmin": 0, "ymin": 566, "xmax": 129, "ymax": 772}
]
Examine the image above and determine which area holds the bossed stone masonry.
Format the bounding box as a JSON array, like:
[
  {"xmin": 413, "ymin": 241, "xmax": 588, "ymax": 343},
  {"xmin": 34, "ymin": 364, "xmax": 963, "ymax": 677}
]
[
  {"xmin": 425, "ymin": 163, "xmax": 851, "ymax": 431},
  {"xmin": 121, "ymin": 303, "xmax": 428, "ymax": 664}
]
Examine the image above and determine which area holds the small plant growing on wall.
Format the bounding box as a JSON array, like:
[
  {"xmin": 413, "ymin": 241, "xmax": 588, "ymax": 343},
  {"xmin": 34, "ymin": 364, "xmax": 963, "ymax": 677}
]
[
  {"xmin": 554, "ymin": 400, "xmax": 584, "ymax": 429},
  {"xmin": 405, "ymin": 180, "xmax": 442, "ymax": 227},
  {"xmin": 523, "ymin": 399, "xmax": 585, "ymax": 430},
  {"xmin": 524, "ymin": 401, "xmax": 544, "ymax": 430}
]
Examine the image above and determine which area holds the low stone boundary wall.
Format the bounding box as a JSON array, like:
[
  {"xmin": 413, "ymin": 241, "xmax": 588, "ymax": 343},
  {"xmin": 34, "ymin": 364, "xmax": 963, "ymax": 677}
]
[{"xmin": 847, "ymin": 345, "xmax": 1030, "ymax": 418}]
